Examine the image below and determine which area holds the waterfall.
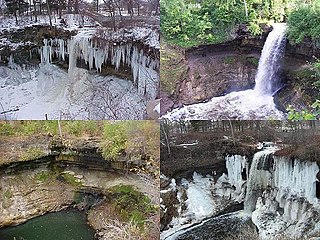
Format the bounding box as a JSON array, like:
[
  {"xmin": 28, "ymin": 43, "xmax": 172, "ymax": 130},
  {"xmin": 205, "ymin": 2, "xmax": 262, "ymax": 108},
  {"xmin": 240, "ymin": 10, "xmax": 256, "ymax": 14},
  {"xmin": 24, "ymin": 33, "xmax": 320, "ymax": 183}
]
[
  {"xmin": 162, "ymin": 24, "xmax": 287, "ymax": 120},
  {"xmin": 38, "ymin": 36, "xmax": 159, "ymax": 100},
  {"xmin": 244, "ymin": 148, "xmax": 277, "ymax": 212},
  {"xmin": 253, "ymin": 23, "xmax": 287, "ymax": 95},
  {"xmin": 244, "ymin": 145, "xmax": 319, "ymax": 214}
]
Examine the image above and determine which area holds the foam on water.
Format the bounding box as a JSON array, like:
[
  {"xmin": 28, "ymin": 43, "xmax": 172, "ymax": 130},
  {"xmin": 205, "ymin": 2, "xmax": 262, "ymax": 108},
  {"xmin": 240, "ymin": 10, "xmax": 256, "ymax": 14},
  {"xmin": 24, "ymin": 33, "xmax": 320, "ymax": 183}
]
[{"xmin": 163, "ymin": 23, "xmax": 287, "ymax": 120}]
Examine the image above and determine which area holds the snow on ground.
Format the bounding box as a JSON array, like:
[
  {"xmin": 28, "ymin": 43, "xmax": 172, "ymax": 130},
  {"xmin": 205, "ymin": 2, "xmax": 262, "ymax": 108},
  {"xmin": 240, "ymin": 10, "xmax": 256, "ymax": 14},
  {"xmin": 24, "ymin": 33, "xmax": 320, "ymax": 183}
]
[
  {"xmin": 161, "ymin": 172, "xmax": 217, "ymax": 239},
  {"xmin": 0, "ymin": 63, "xmax": 145, "ymax": 120},
  {"xmin": 0, "ymin": 14, "xmax": 98, "ymax": 31},
  {"xmin": 0, "ymin": 14, "xmax": 159, "ymax": 120}
]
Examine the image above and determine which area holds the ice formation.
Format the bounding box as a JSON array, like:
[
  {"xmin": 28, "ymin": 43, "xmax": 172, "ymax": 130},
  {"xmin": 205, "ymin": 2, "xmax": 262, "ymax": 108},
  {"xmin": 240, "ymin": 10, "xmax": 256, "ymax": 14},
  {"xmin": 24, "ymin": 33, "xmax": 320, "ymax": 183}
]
[
  {"xmin": 39, "ymin": 34, "xmax": 159, "ymax": 100},
  {"xmin": 225, "ymin": 155, "xmax": 248, "ymax": 194},
  {"xmin": 274, "ymin": 157, "xmax": 319, "ymax": 204},
  {"xmin": 0, "ymin": 64, "xmax": 145, "ymax": 120},
  {"xmin": 161, "ymin": 145, "xmax": 320, "ymax": 239},
  {"xmin": 214, "ymin": 155, "xmax": 248, "ymax": 202},
  {"xmin": 244, "ymin": 148, "xmax": 277, "ymax": 212},
  {"xmin": 243, "ymin": 146, "xmax": 320, "ymax": 239}
]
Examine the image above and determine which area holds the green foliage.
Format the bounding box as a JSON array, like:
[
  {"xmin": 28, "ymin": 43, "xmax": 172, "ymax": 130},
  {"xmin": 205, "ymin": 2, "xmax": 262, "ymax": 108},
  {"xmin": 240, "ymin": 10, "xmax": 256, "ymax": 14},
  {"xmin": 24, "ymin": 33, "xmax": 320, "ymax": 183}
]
[
  {"xmin": 34, "ymin": 171, "xmax": 51, "ymax": 182},
  {"xmin": 100, "ymin": 122, "xmax": 128, "ymax": 160},
  {"xmin": 311, "ymin": 58, "xmax": 320, "ymax": 88},
  {"xmin": 287, "ymin": 7, "xmax": 320, "ymax": 45},
  {"xmin": 125, "ymin": 121, "xmax": 160, "ymax": 162},
  {"xmin": 161, "ymin": 0, "xmax": 317, "ymax": 48},
  {"xmin": 161, "ymin": 0, "xmax": 214, "ymax": 47},
  {"xmin": 0, "ymin": 121, "xmax": 101, "ymax": 137},
  {"xmin": 287, "ymin": 100, "xmax": 320, "ymax": 120},
  {"xmin": 58, "ymin": 172, "xmax": 82, "ymax": 187},
  {"xmin": 3, "ymin": 189, "xmax": 12, "ymax": 199},
  {"xmin": 62, "ymin": 121, "xmax": 100, "ymax": 137},
  {"xmin": 248, "ymin": 21, "xmax": 262, "ymax": 36},
  {"xmin": 246, "ymin": 56, "xmax": 259, "ymax": 66},
  {"xmin": 223, "ymin": 56, "xmax": 236, "ymax": 64},
  {"xmin": 21, "ymin": 147, "xmax": 46, "ymax": 161},
  {"xmin": 100, "ymin": 121, "xmax": 159, "ymax": 162},
  {"xmin": 0, "ymin": 123, "xmax": 15, "ymax": 136},
  {"xmin": 108, "ymin": 185, "xmax": 156, "ymax": 228}
]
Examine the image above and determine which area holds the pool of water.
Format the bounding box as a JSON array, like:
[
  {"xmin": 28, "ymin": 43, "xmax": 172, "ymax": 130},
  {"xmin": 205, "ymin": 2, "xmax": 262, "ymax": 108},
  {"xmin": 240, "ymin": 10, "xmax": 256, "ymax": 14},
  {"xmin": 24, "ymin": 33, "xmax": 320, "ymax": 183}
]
[{"xmin": 0, "ymin": 210, "xmax": 95, "ymax": 240}]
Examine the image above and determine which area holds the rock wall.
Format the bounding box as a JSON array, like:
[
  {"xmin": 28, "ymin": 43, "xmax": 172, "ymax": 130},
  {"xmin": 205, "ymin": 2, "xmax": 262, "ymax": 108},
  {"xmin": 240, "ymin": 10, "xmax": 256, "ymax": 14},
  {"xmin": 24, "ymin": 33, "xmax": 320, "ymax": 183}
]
[
  {"xmin": 161, "ymin": 142, "xmax": 320, "ymax": 239},
  {"xmin": 161, "ymin": 139, "xmax": 256, "ymax": 177},
  {"xmin": 163, "ymin": 26, "xmax": 320, "ymax": 113}
]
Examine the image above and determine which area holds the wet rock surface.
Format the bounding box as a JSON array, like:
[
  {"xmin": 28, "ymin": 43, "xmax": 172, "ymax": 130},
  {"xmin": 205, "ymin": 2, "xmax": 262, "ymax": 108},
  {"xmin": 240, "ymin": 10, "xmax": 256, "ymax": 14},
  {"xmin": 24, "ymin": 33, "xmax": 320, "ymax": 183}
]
[
  {"xmin": 0, "ymin": 134, "xmax": 159, "ymax": 239},
  {"xmin": 161, "ymin": 24, "xmax": 320, "ymax": 115}
]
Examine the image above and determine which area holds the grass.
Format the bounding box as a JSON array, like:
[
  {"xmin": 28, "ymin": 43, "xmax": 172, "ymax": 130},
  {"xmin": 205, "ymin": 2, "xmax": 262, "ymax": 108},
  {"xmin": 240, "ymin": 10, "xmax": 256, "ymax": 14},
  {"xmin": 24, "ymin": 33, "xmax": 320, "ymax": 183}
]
[
  {"xmin": 107, "ymin": 185, "xmax": 157, "ymax": 228},
  {"xmin": 0, "ymin": 121, "xmax": 103, "ymax": 138},
  {"xmin": 246, "ymin": 56, "xmax": 259, "ymax": 67},
  {"xmin": 58, "ymin": 172, "xmax": 83, "ymax": 187},
  {"xmin": 21, "ymin": 147, "xmax": 46, "ymax": 161},
  {"xmin": 224, "ymin": 56, "xmax": 236, "ymax": 65},
  {"xmin": 3, "ymin": 189, "xmax": 12, "ymax": 199},
  {"xmin": 34, "ymin": 171, "xmax": 51, "ymax": 182}
]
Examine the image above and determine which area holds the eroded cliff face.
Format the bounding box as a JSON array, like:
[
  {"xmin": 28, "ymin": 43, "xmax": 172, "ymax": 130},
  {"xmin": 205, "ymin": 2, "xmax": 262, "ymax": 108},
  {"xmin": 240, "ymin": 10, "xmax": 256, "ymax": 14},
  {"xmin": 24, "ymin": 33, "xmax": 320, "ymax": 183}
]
[
  {"xmin": 161, "ymin": 143, "xmax": 320, "ymax": 240},
  {"xmin": 161, "ymin": 26, "xmax": 320, "ymax": 115},
  {"xmin": 0, "ymin": 135, "xmax": 159, "ymax": 239}
]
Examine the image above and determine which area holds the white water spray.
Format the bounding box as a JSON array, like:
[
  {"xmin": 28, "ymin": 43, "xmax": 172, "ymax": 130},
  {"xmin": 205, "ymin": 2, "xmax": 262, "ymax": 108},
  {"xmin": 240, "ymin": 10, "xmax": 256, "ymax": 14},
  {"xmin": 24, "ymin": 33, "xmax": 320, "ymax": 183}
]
[
  {"xmin": 254, "ymin": 23, "xmax": 287, "ymax": 95},
  {"xmin": 163, "ymin": 24, "xmax": 287, "ymax": 120}
]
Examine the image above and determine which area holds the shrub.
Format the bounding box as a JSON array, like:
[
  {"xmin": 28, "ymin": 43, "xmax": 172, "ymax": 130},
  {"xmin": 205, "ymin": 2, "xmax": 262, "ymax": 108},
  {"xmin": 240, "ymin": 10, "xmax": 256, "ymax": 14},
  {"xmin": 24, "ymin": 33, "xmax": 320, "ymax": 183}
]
[{"xmin": 287, "ymin": 7, "xmax": 320, "ymax": 45}]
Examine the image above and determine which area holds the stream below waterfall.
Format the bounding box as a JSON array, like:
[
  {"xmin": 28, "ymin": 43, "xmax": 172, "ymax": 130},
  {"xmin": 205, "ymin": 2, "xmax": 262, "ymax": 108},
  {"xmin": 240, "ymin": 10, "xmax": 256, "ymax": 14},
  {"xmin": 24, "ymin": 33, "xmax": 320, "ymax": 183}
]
[
  {"xmin": 163, "ymin": 23, "xmax": 287, "ymax": 120},
  {"xmin": 0, "ymin": 210, "xmax": 95, "ymax": 240},
  {"xmin": 165, "ymin": 211, "xmax": 253, "ymax": 240}
]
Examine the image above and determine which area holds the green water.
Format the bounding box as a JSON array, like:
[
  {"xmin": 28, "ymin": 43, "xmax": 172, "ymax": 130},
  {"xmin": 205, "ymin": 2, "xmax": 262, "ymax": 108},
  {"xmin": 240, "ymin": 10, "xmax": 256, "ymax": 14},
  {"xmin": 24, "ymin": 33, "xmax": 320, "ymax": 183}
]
[{"xmin": 0, "ymin": 210, "xmax": 95, "ymax": 240}]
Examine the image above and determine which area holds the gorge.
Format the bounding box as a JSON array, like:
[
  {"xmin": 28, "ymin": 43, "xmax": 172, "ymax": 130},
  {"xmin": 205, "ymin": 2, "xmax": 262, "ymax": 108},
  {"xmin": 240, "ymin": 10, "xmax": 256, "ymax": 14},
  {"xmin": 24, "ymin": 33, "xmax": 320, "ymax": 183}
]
[
  {"xmin": 0, "ymin": 121, "xmax": 160, "ymax": 240},
  {"xmin": 161, "ymin": 23, "xmax": 319, "ymax": 120},
  {"xmin": 0, "ymin": 14, "xmax": 160, "ymax": 120},
  {"xmin": 160, "ymin": 120, "xmax": 320, "ymax": 239}
]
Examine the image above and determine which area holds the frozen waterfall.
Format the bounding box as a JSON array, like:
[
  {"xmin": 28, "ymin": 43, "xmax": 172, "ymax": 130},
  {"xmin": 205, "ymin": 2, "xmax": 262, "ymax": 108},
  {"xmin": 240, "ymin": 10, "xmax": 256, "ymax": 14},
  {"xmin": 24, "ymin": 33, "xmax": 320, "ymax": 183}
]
[
  {"xmin": 244, "ymin": 147, "xmax": 277, "ymax": 213},
  {"xmin": 254, "ymin": 23, "xmax": 287, "ymax": 95},
  {"xmin": 39, "ymin": 35, "xmax": 159, "ymax": 100},
  {"xmin": 245, "ymin": 146, "xmax": 319, "ymax": 213}
]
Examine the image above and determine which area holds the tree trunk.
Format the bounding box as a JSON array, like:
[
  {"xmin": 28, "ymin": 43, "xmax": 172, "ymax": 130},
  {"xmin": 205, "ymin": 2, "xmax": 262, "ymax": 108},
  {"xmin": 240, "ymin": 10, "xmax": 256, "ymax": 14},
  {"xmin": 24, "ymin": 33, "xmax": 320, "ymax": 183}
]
[
  {"xmin": 243, "ymin": 0, "xmax": 248, "ymax": 19},
  {"xmin": 46, "ymin": 0, "xmax": 52, "ymax": 26}
]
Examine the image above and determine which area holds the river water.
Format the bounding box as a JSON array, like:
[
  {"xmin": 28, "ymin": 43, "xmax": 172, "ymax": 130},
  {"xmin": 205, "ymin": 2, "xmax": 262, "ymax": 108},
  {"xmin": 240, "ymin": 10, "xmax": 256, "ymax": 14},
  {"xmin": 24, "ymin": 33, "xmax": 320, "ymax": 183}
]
[
  {"xmin": 163, "ymin": 211, "xmax": 253, "ymax": 240},
  {"xmin": 0, "ymin": 210, "xmax": 95, "ymax": 240}
]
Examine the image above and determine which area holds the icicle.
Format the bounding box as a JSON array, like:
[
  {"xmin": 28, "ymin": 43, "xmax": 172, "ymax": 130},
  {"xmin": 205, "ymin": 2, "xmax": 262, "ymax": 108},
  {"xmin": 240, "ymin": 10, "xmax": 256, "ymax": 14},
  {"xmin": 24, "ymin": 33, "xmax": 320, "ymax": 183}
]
[
  {"xmin": 131, "ymin": 46, "xmax": 140, "ymax": 85},
  {"xmin": 88, "ymin": 40, "xmax": 94, "ymax": 70},
  {"xmin": 244, "ymin": 149, "xmax": 276, "ymax": 213},
  {"xmin": 273, "ymin": 157, "xmax": 319, "ymax": 205},
  {"xmin": 225, "ymin": 155, "xmax": 248, "ymax": 194}
]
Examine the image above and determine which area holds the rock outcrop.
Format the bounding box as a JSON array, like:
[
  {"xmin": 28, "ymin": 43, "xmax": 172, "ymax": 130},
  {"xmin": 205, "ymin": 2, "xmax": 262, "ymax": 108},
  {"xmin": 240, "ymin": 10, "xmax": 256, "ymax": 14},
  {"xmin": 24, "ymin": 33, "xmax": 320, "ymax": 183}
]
[{"xmin": 161, "ymin": 24, "xmax": 320, "ymax": 115}]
